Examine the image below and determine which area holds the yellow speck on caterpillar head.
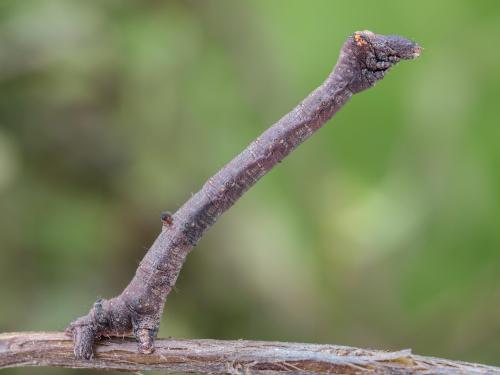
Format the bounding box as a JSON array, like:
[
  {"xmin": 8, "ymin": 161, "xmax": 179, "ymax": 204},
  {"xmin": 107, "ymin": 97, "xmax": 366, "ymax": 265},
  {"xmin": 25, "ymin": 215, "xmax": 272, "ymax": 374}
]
[{"xmin": 354, "ymin": 33, "xmax": 367, "ymax": 46}]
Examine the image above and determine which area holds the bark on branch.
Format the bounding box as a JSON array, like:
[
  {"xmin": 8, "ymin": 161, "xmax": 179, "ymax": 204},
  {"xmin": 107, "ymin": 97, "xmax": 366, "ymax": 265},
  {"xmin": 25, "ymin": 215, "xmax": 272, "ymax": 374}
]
[{"xmin": 1, "ymin": 332, "xmax": 499, "ymax": 375}]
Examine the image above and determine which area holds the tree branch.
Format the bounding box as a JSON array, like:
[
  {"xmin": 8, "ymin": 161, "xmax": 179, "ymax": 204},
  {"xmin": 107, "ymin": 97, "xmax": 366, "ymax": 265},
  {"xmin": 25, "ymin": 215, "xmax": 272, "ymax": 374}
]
[{"xmin": 1, "ymin": 332, "xmax": 498, "ymax": 374}]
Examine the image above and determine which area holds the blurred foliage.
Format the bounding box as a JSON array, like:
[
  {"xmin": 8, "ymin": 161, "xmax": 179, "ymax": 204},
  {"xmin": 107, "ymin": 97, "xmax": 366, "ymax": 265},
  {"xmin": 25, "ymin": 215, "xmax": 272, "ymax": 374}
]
[{"xmin": 1, "ymin": 1, "xmax": 500, "ymax": 374}]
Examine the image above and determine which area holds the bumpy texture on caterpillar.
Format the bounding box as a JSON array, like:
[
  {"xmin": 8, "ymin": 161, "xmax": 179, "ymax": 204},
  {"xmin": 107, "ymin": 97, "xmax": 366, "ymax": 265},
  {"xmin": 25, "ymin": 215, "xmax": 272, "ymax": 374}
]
[{"xmin": 66, "ymin": 30, "xmax": 421, "ymax": 360}]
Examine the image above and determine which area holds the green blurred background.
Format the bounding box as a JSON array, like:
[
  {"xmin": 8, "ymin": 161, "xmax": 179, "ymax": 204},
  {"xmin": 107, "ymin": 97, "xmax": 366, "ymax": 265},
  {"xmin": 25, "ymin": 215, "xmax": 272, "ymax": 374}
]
[{"xmin": 1, "ymin": 1, "xmax": 499, "ymax": 373}]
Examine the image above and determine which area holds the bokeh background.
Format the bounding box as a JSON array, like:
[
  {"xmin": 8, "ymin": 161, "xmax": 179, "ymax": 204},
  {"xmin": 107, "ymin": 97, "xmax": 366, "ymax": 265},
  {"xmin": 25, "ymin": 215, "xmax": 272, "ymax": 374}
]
[{"xmin": 1, "ymin": 1, "xmax": 499, "ymax": 373}]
